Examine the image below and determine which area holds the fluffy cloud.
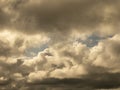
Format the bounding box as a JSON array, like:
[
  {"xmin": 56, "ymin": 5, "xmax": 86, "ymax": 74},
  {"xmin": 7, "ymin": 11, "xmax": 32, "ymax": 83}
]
[
  {"xmin": 27, "ymin": 71, "xmax": 48, "ymax": 83},
  {"xmin": 1, "ymin": 34, "xmax": 120, "ymax": 89},
  {"xmin": 89, "ymin": 34, "xmax": 120, "ymax": 72},
  {"xmin": 0, "ymin": 0, "xmax": 120, "ymax": 90},
  {"xmin": 20, "ymin": 35, "xmax": 120, "ymax": 89},
  {"xmin": 0, "ymin": 30, "xmax": 49, "ymax": 57}
]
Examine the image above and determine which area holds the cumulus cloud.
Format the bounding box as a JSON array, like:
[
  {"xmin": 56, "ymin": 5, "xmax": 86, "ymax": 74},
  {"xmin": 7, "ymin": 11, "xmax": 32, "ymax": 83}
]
[
  {"xmin": 20, "ymin": 35, "xmax": 120, "ymax": 89},
  {"xmin": 0, "ymin": 30, "xmax": 49, "ymax": 57},
  {"xmin": 1, "ymin": 35, "xmax": 120, "ymax": 89},
  {"xmin": 0, "ymin": 0, "xmax": 120, "ymax": 90},
  {"xmin": 89, "ymin": 34, "xmax": 120, "ymax": 72}
]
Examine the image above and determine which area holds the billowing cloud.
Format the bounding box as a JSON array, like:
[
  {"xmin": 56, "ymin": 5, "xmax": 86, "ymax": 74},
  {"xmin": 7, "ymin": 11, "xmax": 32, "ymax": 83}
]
[
  {"xmin": 0, "ymin": 35, "xmax": 120, "ymax": 89},
  {"xmin": 89, "ymin": 34, "xmax": 120, "ymax": 72},
  {"xmin": 0, "ymin": 0, "xmax": 120, "ymax": 90},
  {"xmin": 0, "ymin": 30, "xmax": 49, "ymax": 57},
  {"xmin": 22, "ymin": 35, "xmax": 120, "ymax": 89}
]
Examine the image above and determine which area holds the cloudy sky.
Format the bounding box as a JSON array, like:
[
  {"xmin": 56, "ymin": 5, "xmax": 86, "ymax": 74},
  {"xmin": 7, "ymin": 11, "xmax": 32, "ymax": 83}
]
[{"xmin": 0, "ymin": 0, "xmax": 120, "ymax": 90}]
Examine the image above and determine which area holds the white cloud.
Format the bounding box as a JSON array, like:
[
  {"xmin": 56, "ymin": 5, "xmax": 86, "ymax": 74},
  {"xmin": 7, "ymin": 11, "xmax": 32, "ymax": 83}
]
[{"xmin": 27, "ymin": 71, "xmax": 48, "ymax": 83}]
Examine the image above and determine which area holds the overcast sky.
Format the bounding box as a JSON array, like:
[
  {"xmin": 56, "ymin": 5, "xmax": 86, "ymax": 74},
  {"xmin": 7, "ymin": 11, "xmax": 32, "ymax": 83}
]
[{"xmin": 0, "ymin": 0, "xmax": 120, "ymax": 90}]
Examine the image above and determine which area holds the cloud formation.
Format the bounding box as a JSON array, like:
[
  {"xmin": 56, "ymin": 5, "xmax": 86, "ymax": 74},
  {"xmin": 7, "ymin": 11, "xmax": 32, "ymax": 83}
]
[
  {"xmin": 0, "ymin": 35, "xmax": 120, "ymax": 89},
  {"xmin": 0, "ymin": 30, "xmax": 49, "ymax": 57},
  {"xmin": 0, "ymin": 0, "xmax": 120, "ymax": 90},
  {"xmin": 0, "ymin": 0, "xmax": 120, "ymax": 36}
]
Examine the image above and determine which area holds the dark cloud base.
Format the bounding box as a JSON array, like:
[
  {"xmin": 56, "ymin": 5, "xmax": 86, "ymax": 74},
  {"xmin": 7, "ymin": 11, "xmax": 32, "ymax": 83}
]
[
  {"xmin": 26, "ymin": 73, "xmax": 120, "ymax": 89},
  {"xmin": 1, "ymin": 73, "xmax": 120, "ymax": 90}
]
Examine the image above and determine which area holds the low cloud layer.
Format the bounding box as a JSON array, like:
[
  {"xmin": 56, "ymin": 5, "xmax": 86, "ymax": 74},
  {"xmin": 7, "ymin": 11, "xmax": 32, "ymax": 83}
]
[{"xmin": 0, "ymin": 0, "xmax": 120, "ymax": 90}]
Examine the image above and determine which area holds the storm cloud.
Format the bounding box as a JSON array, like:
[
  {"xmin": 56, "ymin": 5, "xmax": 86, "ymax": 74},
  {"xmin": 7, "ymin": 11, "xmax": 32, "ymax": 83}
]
[
  {"xmin": 0, "ymin": 0, "xmax": 120, "ymax": 35},
  {"xmin": 0, "ymin": 0, "xmax": 120, "ymax": 90}
]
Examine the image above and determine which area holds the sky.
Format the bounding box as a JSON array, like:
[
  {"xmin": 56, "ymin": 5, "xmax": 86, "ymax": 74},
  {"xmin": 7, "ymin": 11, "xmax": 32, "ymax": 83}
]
[{"xmin": 0, "ymin": 0, "xmax": 120, "ymax": 90}]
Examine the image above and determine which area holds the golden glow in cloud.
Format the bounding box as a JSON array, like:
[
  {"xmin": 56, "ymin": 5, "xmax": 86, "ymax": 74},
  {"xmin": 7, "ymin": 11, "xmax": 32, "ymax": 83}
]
[{"xmin": 1, "ymin": 0, "xmax": 120, "ymax": 90}]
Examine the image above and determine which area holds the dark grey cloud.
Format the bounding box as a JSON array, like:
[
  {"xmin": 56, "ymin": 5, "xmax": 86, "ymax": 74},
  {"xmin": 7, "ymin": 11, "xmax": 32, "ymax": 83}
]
[
  {"xmin": 4, "ymin": 71, "xmax": 120, "ymax": 90},
  {"xmin": 0, "ymin": 9, "xmax": 10, "ymax": 29},
  {"xmin": 12, "ymin": 0, "xmax": 109, "ymax": 34},
  {"xmin": 26, "ymin": 72, "xmax": 120, "ymax": 89},
  {"xmin": 0, "ymin": 0, "xmax": 119, "ymax": 36},
  {"xmin": 0, "ymin": 38, "xmax": 24, "ymax": 57},
  {"xmin": 0, "ymin": 40, "xmax": 11, "ymax": 57}
]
